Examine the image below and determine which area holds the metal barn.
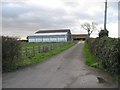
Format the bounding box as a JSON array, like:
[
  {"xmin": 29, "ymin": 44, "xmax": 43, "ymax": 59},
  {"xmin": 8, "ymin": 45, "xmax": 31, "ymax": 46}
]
[{"xmin": 27, "ymin": 29, "xmax": 72, "ymax": 42}]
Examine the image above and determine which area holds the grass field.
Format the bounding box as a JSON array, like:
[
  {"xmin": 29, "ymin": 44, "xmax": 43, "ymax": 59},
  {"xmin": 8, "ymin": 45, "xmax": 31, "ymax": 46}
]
[{"xmin": 10, "ymin": 42, "xmax": 77, "ymax": 71}]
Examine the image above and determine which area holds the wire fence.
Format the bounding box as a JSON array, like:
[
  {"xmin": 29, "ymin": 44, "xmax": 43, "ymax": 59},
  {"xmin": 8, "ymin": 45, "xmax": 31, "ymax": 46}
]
[{"xmin": 21, "ymin": 42, "xmax": 73, "ymax": 58}]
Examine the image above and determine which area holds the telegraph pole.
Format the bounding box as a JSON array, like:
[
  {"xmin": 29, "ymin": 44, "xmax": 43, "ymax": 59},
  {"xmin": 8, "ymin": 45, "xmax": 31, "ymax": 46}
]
[{"xmin": 104, "ymin": 0, "xmax": 107, "ymax": 30}]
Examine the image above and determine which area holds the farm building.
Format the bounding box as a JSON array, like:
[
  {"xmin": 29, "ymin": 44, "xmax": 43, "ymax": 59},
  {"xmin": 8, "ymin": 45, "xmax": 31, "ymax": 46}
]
[
  {"xmin": 27, "ymin": 29, "xmax": 72, "ymax": 42},
  {"xmin": 72, "ymin": 34, "xmax": 88, "ymax": 41}
]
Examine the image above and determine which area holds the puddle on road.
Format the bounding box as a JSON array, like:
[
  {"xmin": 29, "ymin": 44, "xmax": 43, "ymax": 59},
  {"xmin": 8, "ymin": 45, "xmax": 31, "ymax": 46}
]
[
  {"xmin": 67, "ymin": 74, "xmax": 109, "ymax": 88},
  {"xmin": 97, "ymin": 76, "xmax": 106, "ymax": 83},
  {"xmin": 80, "ymin": 75, "xmax": 98, "ymax": 83}
]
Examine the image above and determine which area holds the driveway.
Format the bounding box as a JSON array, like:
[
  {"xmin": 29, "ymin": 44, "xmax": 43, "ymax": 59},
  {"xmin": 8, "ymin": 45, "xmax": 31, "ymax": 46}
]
[{"xmin": 3, "ymin": 42, "xmax": 118, "ymax": 88}]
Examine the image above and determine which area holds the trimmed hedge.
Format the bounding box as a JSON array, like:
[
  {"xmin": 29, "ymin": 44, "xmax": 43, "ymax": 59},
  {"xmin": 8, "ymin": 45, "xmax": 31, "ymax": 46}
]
[
  {"xmin": 87, "ymin": 37, "xmax": 119, "ymax": 75},
  {"xmin": 2, "ymin": 36, "xmax": 21, "ymax": 72}
]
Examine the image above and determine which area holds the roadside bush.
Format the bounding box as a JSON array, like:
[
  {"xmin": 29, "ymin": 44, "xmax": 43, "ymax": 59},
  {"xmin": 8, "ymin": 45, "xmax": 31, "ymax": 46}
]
[
  {"xmin": 87, "ymin": 37, "xmax": 119, "ymax": 75},
  {"xmin": 99, "ymin": 29, "xmax": 109, "ymax": 38},
  {"xmin": 2, "ymin": 36, "xmax": 21, "ymax": 72}
]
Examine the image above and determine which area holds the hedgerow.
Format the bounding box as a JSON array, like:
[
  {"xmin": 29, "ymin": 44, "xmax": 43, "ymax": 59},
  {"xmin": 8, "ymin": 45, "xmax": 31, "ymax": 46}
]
[
  {"xmin": 87, "ymin": 37, "xmax": 119, "ymax": 75},
  {"xmin": 2, "ymin": 36, "xmax": 21, "ymax": 72}
]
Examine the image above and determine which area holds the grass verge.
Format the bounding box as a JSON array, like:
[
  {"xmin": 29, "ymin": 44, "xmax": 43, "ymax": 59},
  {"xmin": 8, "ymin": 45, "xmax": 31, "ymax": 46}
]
[{"xmin": 83, "ymin": 42, "xmax": 103, "ymax": 69}]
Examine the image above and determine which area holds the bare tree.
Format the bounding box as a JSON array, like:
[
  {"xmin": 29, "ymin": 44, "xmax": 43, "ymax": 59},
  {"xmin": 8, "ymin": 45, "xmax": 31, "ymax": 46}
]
[{"xmin": 81, "ymin": 22, "xmax": 98, "ymax": 37}]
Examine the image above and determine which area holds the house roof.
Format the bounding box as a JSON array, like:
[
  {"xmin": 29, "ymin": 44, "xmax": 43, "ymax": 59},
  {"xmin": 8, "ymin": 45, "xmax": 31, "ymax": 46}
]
[{"xmin": 35, "ymin": 29, "xmax": 71, "ymax": 34}]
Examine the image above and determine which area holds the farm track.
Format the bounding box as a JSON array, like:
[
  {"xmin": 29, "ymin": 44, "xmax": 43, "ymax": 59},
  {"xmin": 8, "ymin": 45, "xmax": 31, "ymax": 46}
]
[{"xmin": 3, "ymin": 42, "xmax": 118, "ymax": 88}]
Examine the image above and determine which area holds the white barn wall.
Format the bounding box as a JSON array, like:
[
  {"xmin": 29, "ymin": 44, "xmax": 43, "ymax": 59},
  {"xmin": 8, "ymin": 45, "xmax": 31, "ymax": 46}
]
[
  {"xmin": 27, "ymin": 30, "xmax": 72, "ymax": 43},
  {"xmin": 28, "ymin": 35, "xmax": 68, "ymax": 42}
]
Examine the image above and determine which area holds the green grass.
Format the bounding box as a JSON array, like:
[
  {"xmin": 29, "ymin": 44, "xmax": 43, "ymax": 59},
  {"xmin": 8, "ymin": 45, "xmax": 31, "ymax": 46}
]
[
  {"xmin": 83, "ymin": 42, "xmax": 103, "ymax": 69},
  {"xmin": 7, "ymin": 42, "xmax": 77, "ymax": 72}
]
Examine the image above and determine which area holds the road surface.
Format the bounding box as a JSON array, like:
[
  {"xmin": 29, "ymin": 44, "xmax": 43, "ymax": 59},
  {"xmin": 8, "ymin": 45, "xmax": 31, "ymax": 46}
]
[{"xmin": 3, "ymin": 42, "xmax": 118, "ymax": 88}]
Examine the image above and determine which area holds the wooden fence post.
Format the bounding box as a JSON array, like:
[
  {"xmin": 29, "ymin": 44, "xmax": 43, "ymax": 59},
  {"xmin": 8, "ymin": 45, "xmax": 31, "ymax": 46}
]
[
  {"xmin": 33, "ymin": 46, "xmax": 35, "ymax": 56},
  {"xmin": 42, "ymin": 46, "xmax": 44, "ymax": 53},
  {"xmin": 39, "ymin": 46, "xmax": 41, "ymax": 53},
  {"xmin": 29, "ymin": 47, "xmax": 32, "ymax": 56},
  {"xmin": 25, "ymin": 47, "xmax": 27, "ymax": 56}
]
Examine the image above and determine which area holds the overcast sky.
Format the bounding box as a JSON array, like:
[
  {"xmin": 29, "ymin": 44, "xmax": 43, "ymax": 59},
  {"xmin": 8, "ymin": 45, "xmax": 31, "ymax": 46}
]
[{"xmin": 1, "ymin": 0, "xmax": 119, "ymax": 39}]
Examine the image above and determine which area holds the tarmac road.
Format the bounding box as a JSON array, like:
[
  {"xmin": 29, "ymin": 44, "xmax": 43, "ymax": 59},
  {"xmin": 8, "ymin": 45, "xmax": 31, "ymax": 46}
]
[{"xmin": 2, "ymin": 42, "xmax": 118, "ymax": 88}]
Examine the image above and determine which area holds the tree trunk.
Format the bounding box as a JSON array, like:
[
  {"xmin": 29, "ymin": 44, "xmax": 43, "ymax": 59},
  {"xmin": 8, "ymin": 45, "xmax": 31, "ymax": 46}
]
[{"xmin": 86, "ymin": 34, "xmax": 90, "ymax": 43}]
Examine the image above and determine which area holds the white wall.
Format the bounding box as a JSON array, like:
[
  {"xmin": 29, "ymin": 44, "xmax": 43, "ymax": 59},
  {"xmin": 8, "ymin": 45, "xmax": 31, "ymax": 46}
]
[{"xmin": 28, "ymin": 35, "xmax": 67, "ymax": 42}]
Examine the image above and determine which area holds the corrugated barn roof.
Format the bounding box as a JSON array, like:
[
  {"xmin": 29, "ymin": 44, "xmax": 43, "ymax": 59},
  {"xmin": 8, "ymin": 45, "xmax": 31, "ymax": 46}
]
[{"xmin": 35, "ymin": 29, "xmax": 71, "ymax": 33}]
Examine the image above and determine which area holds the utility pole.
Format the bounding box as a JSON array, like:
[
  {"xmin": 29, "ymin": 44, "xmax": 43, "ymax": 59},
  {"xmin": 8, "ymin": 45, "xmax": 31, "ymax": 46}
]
[{"xmin": 104, "ymin": 0, "xmax": 107, "ymax": 30}]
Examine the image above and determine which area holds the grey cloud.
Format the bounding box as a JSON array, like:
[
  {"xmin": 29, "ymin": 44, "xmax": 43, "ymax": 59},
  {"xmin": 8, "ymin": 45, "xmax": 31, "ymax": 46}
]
[
  {"xmin": 2, "ymin": 1, "xmax": 118, "ymax": 38},
  {"xmin": 2, "ymin": 2, "xmax": 27, "ymax": 18},
  {"xmin": 63, "ymin": 1, "xmax": 80, "ymax": 7},
  {"xmin": 2, "ymin": 2, "xmax": 44, "ymax": 18},
  {"xmin": 108, "ymin": 2, "xmax": 118, "ymax": 10},
  {"xmin": 2, "ymin": 2, "xmax": 76, "ymax": 29}
]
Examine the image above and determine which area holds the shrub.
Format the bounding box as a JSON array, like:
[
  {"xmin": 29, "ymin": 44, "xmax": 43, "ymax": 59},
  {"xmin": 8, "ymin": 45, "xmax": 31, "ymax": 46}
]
[
  {"xmin": 87, "ymin": 37, "xmax": 119, "ymax": 75},
  {"xmin": 2, "ymin": 36, "xmax": 21, "ymax": 72},
  {"xmin": 99, "ymin": 29, "xmax": 109, "ymax": 38}
]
